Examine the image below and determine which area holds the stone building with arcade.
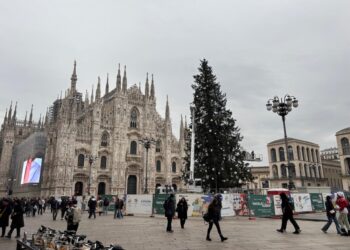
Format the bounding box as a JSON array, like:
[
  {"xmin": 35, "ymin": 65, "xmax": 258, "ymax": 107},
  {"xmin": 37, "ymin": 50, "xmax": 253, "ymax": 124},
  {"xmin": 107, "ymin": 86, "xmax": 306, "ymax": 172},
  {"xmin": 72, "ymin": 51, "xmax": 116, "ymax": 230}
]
[{"xmin": 0, "ymin": 62, "xmax": 186, "ymax": 197}]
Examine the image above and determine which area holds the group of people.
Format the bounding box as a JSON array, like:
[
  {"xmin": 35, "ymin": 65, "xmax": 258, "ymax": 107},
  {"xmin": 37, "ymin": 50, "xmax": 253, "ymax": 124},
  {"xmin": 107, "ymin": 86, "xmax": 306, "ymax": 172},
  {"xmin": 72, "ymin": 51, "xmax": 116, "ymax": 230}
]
[
  {"xmin": 0, "ymin": 197, "xmax": 25, "ymax": 238},
  {"xmin": 163, "ymin": 194, "xmax": 227, "ymax": 242},
  {"xmin": 86, "ymin": 196, "xmax": 124, "ymax": 219}
]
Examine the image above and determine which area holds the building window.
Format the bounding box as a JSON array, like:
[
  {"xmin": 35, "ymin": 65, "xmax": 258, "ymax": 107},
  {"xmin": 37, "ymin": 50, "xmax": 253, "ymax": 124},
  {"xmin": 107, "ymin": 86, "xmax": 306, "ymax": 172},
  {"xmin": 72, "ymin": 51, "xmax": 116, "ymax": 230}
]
[
  {"xmin": 302, "ymin": 147, "xmax": 305, "ymax": 161},
  {"xmin": 288, "ymin": 146, "xmax": 294, "ymax": 161},
  {"xmin": 78, "ymin": 154, "xmax": 85, "ymax": 167},
  {"xmin": 279, "ymin": 147, "xmax": 285, "ymax": 162},
  {"xmin": 272, "ymin": 165, "xmax": 278, "ymax": 178},
  {"xmin": 101, "ymin": 132, "xmax": 109, "ymax": 147},
  {"xmin": 100, "ymin": 156, "xmax": 107, "ymax": 169},
  {"xmin": 172, "ymin": 162, "xmax": 176, "ymax": 173},
  {"xmin": 281, "ymin": 165, "xmax": 287, "ymax": 177},
  {"xmin": 130, "ymin": 108, "xmax": 138, "ymax": 128},
  {"xmin": 156, "ymin": 160, "xmax": 161, "ymax": 172},
  {"xmin": 304, "ymin": 165, "xmax": 308, "ymax": 177},
  {"xmin": 271, "ymin": 148, "xmax": 277, "ymax": 162},
  {"xmin": 297, "ymin": 146, "xmax": 300, "ymax": 160},
  {"xmin": 318, "ymin": 166, "xmax": 322, "ymax": 178},
  {"xmin": 130, "ymin": 141, "xmax": 137, "ymax": 155},
  {"xmin": 306, "ymin": 148, "xmax": 310, "ymax": 162},
  {"xmin": 156, "ymin": 140, "xmax": 161, "ymax": 153},
  {"xmin": 315, "ymin": 150, "xmax": 319, "ymax": 163},
  {"xmin": 341, "ymin": 138, "xmax": 350, "ymax": 155},
  {"xmin": 311, "ymin": 149, "xmax": 315, "ymax": 162}
]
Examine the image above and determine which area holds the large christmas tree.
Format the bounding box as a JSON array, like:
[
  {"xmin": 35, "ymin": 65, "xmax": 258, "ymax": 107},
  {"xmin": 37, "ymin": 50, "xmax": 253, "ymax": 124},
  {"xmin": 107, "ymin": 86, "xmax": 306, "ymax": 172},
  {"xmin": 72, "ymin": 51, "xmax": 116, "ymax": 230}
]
[{"xmin": 185, "ymin": 59, "xmax": 253, "ymax": 192}]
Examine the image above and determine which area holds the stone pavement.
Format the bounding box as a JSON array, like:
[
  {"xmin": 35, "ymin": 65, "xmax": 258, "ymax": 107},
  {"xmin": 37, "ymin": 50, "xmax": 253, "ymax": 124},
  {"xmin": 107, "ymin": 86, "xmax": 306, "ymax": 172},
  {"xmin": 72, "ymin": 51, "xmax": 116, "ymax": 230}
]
[{"xmin": 0, "ymin": 212, "xmax": 349, "ymax": 250}]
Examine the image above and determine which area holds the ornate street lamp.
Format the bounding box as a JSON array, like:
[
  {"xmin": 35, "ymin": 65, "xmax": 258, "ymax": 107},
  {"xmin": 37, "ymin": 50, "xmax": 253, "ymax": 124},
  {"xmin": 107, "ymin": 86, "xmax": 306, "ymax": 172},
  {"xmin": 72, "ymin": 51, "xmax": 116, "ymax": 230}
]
[
  {"xmin": 85, "ymin": 154, "xmax": 98, "ymax": 196},
  {"xmin": 266, "ymin": 95, "xmax": 299, "ymax": 190},
  {"xmin": 139, "ymin": 137, "xmax": 156, "ymax": 194}
]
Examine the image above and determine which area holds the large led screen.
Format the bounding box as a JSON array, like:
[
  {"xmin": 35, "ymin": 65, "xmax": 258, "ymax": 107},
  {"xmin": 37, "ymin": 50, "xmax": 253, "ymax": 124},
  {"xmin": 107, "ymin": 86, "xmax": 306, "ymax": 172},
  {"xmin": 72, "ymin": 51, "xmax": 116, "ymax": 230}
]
[{"xmin": 20, "ymin": 158, "xmax": 42, "ymax": 184}]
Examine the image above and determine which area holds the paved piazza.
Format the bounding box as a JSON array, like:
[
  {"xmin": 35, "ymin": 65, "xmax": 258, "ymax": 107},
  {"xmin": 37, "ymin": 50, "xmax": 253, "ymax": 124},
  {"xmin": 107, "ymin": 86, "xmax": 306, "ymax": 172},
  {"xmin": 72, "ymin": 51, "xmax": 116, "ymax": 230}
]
[{"xmin": 0, "ymin": 212, "xmax": 349, "ymax": 250}]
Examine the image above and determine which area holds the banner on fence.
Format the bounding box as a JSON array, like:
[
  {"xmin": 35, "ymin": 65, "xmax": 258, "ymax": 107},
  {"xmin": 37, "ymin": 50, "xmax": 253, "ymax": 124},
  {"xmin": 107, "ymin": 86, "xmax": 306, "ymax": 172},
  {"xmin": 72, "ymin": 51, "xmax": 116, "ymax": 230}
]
[
  {"xmin": 176, "ymin": 194, "xmax": 212, "ymax": 217},
  {"xmin": 221, "ymin": 194, "xmax": 235, "ymax": 217},
  {"xmin": 291, "ymin": 193, "xmax": 312, "ymax": 212},
  {"xmin": 231, "ymin": 193, "xmax": 249, "ymax": 216},
  {"xmin": 310, "ymin": 193, "xmax": 324, "ymax": 212},
  {"xmin": 248, "ymin": 195, "xmax": 274, "ymax": 217},
  {"xmin": 125, "ymin": 195, "xmax": 153, "ymax": 215},
  {"xmin": 273, "ymin": 195, "xmax": 283, "ymax": 216},
  {"xmin": 153, "ymin": 194, "xmax": 172, "ymax": 215}
]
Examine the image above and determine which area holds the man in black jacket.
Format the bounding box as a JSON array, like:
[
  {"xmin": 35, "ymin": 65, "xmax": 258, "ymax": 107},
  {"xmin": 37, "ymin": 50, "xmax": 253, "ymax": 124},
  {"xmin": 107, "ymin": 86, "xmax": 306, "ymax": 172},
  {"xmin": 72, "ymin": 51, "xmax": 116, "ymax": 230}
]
[
  {"xmin": 88, "ymin": 196, "xmax": 97, "ymax": 219},
  {"xmin": 163, "ymin": 194, "xmax": 175, "ymax": 233}
]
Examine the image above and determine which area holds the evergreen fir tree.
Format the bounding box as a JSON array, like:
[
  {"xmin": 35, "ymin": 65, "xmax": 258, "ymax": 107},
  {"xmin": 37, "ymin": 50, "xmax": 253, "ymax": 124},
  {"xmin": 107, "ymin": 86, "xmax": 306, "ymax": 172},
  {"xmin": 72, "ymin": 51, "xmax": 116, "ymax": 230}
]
[{"xmin": 185, "ymin": 59, "xmax": 253, "ymax": 192}]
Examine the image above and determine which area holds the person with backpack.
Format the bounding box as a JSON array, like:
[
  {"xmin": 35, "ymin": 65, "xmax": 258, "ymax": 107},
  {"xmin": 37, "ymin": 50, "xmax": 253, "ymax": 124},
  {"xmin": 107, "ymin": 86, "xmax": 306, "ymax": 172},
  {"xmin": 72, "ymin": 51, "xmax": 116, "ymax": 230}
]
[
  {"xmin": 321, "ymin": 195, "xmax": 342, "ymax": 234},
  {"xmin": 88, "ymin": 196, "xmax": 97, "ymax": 219},
  {"xmin": 163, "ymin": 194, "xmax": 175, "ymax": 233},
  {"xmin": 176, "ymin": 197, "xmax": 188, "ymax": 229},
  {"xmin": 277, "ymin": 192, "xmax": 301, "ymax": 234},
  {"xmin": 65, "ymin": 200, "xmax": 82, "ymax": 232},
  {"xmin": 336, "ymin": 192, "xmax": 350, "ymax": 235},
  {"xmin": 103, "ymin": 197, "xmax": 110, "ymax": 215},
  {"xmin": 206, "ymin": 194, "xmax": 227, "ymax": 242}
]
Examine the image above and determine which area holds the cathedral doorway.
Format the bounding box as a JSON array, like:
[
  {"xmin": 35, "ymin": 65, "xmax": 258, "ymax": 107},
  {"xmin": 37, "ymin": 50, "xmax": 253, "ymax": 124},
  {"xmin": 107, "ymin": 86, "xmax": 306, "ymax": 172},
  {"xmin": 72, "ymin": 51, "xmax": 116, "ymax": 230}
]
[
  {"xmin": 74, "ymin": 182, "xmax": 83, "ymax": 196},
  {"xmin": 127, "ymin": 175, "xmax": 137, "ymax": 194},
  {"xmin": 98, "ymin": 182, "xmax": 106, "ymax": 195}
]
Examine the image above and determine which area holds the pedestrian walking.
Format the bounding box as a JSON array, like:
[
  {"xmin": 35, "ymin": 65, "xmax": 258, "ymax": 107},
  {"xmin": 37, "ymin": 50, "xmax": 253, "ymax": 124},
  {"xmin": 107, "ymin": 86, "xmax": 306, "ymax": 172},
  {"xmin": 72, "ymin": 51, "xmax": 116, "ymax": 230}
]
[
  {"xmin": 277, "ymin": 192, "xmax": 301, "ymax": 234},
  {"xmin": 114, "ymin": 196, "xmax": 124, "ymax": 219},
  {"xmin": 97, "ymin": 197, "xmax": 103, "ymax": 216},
  {"xmin": 65, "ymin": 200, "xmax": 82, "ymax": 232},
  {"xmin": 6, "ymin": 199, "xmax": 24, "ymax": 239},
  {"xmin": 163, "ymin": 194, "xmax": 175, "ymax": 233},
  {"xmin": 176, "ymin": 197, "xmax": 188, "ymax": 229},
  {"xmin": 0, "ymin": 198, "xmax": 12, "ymax": 237},
  {"xmin": 103, "ymin": 197, "xmax": 110, "ymax": 215},
  {"xmin": 51, "ymin": 198, "xmax": 59, "ymax": 221},
  {"xmin": 88, "ymin": 196, "xmax": 97, "ymax": 219},
  {"xmin": 321, "ymin": 195, "xmax": 342, "ymax": 234},
  {"xmin": 60, "ymin": 198, "xmax": 68, "ymax": 220},
  {"xmin": 206, "ymin": 194, "xmax": 227, "ymax": 242},
  {"xmin": 336, "ymin": 192, "xmax": 350, "ymax": 235}
]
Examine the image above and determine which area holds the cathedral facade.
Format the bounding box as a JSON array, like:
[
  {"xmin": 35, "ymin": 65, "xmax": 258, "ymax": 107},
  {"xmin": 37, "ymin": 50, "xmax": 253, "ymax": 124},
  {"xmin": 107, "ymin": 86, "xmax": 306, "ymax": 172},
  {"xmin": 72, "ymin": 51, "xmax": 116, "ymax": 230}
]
[{"xmin": 0, "ymin": 62, "xmax": 186, "ymax": 197}]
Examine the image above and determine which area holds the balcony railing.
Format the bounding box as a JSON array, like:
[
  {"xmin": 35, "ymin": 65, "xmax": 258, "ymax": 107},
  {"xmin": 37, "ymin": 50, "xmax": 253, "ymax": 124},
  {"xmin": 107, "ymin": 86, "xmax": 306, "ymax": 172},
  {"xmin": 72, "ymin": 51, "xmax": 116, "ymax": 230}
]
[{"xmin": 126, "ymin": 154, "xmax": 142, "ymax": 163}]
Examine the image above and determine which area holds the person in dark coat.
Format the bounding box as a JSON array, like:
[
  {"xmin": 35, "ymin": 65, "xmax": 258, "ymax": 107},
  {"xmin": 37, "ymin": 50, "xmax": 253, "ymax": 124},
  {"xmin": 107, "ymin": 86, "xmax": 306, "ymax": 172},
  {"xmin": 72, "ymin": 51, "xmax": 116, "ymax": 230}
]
[
  {"xmin": 321, "ymin": 195, "xmax": 341, "ymax": 234},
  {"xmin": 176, "ymin": 197, "xmax": 188, "ymax": 229},
  {"xmin": 60, "ymin": 198, "xmax": 68, "ymax": 220},
  {"xmin": 206, "ymin": 194, "xmax": 227, "ymax": 242},
  {"xmin": 277, "ymin": 192, "xmax": 301, "ymax": 234},
  {"xmin": 0, "ymin": 198, "xmax": 12, "ymax": 237},
  {"xmin": 6, "ymin": 199, "xmax": 24, "ymax": 238},
  {"xmin": 88, "ymin": 196, "xmax": 97, "ymax": 219},
  {"xmin": 163, "ymin": 194, "xmax": 175, "ymax": 232}
]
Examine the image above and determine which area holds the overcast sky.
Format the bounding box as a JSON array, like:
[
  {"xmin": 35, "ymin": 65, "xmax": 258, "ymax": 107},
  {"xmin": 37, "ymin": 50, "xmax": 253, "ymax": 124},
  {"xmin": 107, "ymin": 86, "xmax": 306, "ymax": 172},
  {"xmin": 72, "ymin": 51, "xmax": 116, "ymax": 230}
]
[{"xmin": 0, "ymin": 0, "xmax": 349, "ymax": 165}]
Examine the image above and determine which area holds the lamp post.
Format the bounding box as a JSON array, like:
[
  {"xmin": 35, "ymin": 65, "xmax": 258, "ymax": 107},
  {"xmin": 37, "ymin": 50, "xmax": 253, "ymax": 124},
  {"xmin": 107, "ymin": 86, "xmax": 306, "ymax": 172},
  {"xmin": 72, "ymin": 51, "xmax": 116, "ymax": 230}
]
[
  {"xmin": 85, "ymin": 154, "xmax": 98, "ymax": 196},
  {"xmin": 266, "ymin": 95, "xmax": 299, "ymax": 190},
  {"xmin": 139, "ymin": 137, "xmax": 156, "ymax": 194}
]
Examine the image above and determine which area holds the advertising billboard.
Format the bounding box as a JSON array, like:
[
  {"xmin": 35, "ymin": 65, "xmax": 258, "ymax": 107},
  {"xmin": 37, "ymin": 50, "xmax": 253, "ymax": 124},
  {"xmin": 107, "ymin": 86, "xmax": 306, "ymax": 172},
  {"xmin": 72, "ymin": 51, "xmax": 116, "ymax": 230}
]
[{"xmin": 20, "ymin": 157, "xmax": 42, "ymax": 184}]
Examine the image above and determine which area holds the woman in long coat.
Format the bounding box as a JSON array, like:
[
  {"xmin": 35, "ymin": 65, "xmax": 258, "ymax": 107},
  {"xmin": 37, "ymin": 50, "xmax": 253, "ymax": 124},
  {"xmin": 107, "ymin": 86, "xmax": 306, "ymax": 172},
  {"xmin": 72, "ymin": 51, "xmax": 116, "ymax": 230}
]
[
  {"xmin": 6, "ymin": 199, "xmax": 24, "ymax": 238},
  {"xmin": 206, "ymin": 194, "xmax": 227, "ymax": 242},
  {"xmin": 276, "ymin": 192, "xmax": 301, "ymax": 234},
  {"xmin": 176, "ymin": 197, "xmax": 188, "ymax": 229},
  {"xmin": 0, "ymin": 198, "xmax": 12, "ymax": 237}
]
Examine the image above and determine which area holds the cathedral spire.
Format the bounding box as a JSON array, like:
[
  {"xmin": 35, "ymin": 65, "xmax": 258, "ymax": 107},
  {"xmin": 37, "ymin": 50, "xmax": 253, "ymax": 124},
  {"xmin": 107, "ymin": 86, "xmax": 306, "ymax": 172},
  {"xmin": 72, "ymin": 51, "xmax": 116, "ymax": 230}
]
[
  {"xmin": 3, "ymin": 108, "xmax": 7, "ymax": 126},
  {"xmin": 23, "ymin": 111, "xmax": 27, "ymax": 127},
  {"xmin": 122, "ymin": 65, "xmax": 127, "ymax": 93},
  {"xmin": 85, "ymin": 90, "xmax": 89, "ymax": 107},
  {"xmin": 180, "ymin": 114, "xmax": 184, "ymax": 141},
  {"xmin": 91, "ymin": 85, "xmax": 94, "ymax": 103},
  {"xmin": 7, "ymin": 101, "xmax": 12, "ymax": 125},
  {"xmin": 105, "ymin": 73, "xmax": 109, "ymax": 95},
  {"xmin": 116, "ymin": 63, "xmax": 121, "ymax": 92},
  {"xmin": 145, "ymin": 73, "xmax": 149, "ymax": 98},
  {"xmin": 44, "ymin": 109, "xmax": 49, "ymax": 126},
  {"xmin": 184, "ymin": 115, "xmax": 188, "ymax": 130},
  {"xmin": 96, "ymin": 77, "xmax": 101, "ymax": 100},
  {"xmin": 29, "ymin": 104, "xmax": 33, "ymax": 125},
  {"xmin": 70, "ymin": 60, "xmax": 77, "ymax": 94},
  {"xmin": 165, "ymin": 95, "xmax": 170, "ymax": 121},
  {"xmin": 38, "ymin": 114, "xmax": 42, "ymax": 129},
  {"xmin": 150, "ymin": 74, "xmax": 155, "ymax": 99},
  {"xmin": 12, "ymin": 102, "xmax": 17, "ymax": 124}
]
